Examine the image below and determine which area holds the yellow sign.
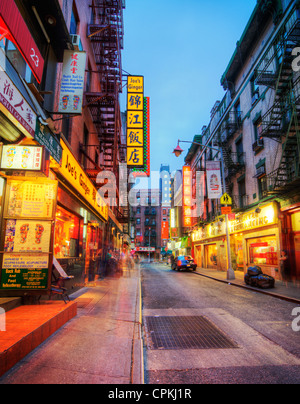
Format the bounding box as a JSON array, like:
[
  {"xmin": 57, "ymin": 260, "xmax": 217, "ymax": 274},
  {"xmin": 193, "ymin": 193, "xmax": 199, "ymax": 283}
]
[
  {"xmin": 127, "ymin": 147, "xmax": 144, "ymax": 167},
  {"xmin": 127, "ymin": 76, "xmax": 144, "ymax": 93},
  {"xmin": 127, "ymin": 129, "xmax": 144, "ymax": 147},
  {"xmin": 127, "ymin": 93, "xmax": 143, "ymax": 111},
  {"xmin": 127, "ymin": 110, "xmax": 144, "ymax": 129},
  {"xmin": 220, "ymin": 193, "xmax": 233, "ymax": 205},
  {"xmin": 51, "ymin": 140, "xmax": 108, "ymax": 222}
]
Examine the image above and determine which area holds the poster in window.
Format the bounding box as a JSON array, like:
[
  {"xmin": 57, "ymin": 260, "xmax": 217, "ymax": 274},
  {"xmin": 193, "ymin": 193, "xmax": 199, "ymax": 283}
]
[{"xmin": 6, "ymin": 180, "xmax": 57, "ymax": 219}]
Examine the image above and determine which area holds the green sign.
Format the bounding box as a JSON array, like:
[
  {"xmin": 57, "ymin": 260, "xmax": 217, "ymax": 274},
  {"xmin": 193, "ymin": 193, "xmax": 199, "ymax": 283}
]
[
  {"xmin": 35, "ymin": 119, "xmax": 62, "ymax": 164},
  {"xmin": 1, "ymin": 267, "xmax": 49, "ymax": 290}
]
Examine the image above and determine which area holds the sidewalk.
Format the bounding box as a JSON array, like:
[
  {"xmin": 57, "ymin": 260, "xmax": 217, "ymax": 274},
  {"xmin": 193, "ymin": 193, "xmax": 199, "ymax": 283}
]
[
  {"xmin": 0, "ymin": 264, "xmax": 143, "ymax": 384},
  {"xmin": 194, "ymin": 267, "xmax": 300, "ymax": 304}
]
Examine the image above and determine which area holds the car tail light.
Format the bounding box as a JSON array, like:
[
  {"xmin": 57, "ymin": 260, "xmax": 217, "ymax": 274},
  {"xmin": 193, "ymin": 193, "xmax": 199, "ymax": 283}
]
[{"xmin": 177, "ymin": 260, "xmax": 182, "ymax": 266}]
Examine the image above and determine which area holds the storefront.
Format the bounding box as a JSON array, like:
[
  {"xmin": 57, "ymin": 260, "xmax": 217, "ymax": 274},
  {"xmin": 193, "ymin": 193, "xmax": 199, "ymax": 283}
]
[
  {"xmin": 50, "ymin": 139, "xmax": 108, "ymax": 288},
  {"xmin": 192, "ymin": 202, "xmax": 281, "ymax": 279},
  {"xmin": 280, "ymin": 201, "xmax": 300, "ymax": 281}
]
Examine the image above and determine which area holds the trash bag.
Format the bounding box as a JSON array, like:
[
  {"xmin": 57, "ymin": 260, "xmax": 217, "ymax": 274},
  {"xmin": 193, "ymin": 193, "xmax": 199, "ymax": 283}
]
[
  {"xmin": 244, "ymin": 273, "xmax": 251, "ymax": 285},
  {"xmin": 256, "ymin": 274, "xmax": 275, "ymax": 289},
  {"xmin": 246, "ymin": 274, "xmax": 275, "ymax": 289},
  {"xmin": 247, "ymin": 266, "xmax": 263, "ymax": 277}
]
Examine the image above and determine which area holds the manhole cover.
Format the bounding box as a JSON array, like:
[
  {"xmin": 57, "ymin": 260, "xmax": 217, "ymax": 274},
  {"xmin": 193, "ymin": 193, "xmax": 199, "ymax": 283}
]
[{"xmin": 144, "ymin": 316, "xmax": 238, "ymax": 350}]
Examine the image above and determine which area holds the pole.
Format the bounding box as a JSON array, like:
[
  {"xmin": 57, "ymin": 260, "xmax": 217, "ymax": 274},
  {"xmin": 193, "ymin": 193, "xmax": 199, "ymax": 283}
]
[
  {"xmin": 149, "ymin": 227, "xmax": 151, "ymax": 263},
  {"xmin": 220, "ymin": 149, "xmax": 235, "ymax": 280}
]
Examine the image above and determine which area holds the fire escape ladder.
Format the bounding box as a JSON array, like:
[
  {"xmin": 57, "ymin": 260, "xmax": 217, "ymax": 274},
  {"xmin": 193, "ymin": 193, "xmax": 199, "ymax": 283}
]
[{"xmin": 86, "ymin": 0, "xmax": 125, "ymax": 177}]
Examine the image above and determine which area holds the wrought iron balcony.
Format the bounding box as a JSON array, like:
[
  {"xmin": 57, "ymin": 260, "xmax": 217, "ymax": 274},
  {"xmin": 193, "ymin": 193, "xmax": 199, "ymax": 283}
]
[{"xmin": 224, "ymin": 152, "xmax": 246, "ymax": 179}]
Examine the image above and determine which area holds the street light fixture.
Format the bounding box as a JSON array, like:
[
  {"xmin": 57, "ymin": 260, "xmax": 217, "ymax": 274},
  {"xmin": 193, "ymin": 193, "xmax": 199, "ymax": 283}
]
[{"xmin": 173, "ymin": 139, "xmax": 235, "ymax": 281}]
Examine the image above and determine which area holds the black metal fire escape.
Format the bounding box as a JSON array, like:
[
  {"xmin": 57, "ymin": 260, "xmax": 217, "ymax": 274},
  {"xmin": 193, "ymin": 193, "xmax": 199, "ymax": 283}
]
[
  {"xmin": 86, "ymin": 0, "xmax": 125, "ymax": 175},
  {"xmin": 255, "ymin": 7, "xmax": 300, "ymax": 194}
]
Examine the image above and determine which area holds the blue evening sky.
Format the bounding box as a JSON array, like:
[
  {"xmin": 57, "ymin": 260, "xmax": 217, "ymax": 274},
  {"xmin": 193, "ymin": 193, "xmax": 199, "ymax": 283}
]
[{"xmin": 121, "ymin": 0, "xmax": 256, "ymax": 179}]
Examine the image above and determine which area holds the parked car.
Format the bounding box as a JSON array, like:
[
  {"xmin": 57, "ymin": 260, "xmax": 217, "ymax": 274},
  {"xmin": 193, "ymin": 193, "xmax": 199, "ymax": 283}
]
[{"xmin": 172, "ymin": 256, "xmax": 197, "ymax": 271}]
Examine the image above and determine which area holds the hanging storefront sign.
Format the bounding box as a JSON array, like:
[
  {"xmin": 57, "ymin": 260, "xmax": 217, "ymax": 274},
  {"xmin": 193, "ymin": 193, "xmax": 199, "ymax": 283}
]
[
  {"xmin": 35, "ymin": 119, "xmax": 63, "ymax": 164},
  {"xmin": 131, "ymin": 96, "xmax": 151, "ymax": 176},
  {"xmin": 161, "ymin": 221, "xmax": 169, "ymax": 240},
  {"xmin": 0, "ymin": 144, "xmax": 44, "ymax": 171},
  {"xmin": 206, "ymin": 161, "xmax": 222, "ymax": 200},
  {"xmin": 0, "ymin": 0, "xmax": 44, "ymax": 83},
  {"xmin": 127, "ymin": 76, "xmax": 145, "ymax": 168},
  {"xmin": 183, "ymin": 166, "xmax": 192, "ymax": 227},
  {"xmin": 0, "ymin": 69, "xmax": 36, "ymax": 137},
  {"xmin": 58, "ymin": 50, "xmax": 86, "ymax": 114}
]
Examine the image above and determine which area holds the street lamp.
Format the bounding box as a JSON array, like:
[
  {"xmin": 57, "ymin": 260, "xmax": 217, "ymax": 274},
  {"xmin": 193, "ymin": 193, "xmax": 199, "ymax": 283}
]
[
  {"xmin": 173, "ymin": 139, "xmax": 235, "ymax": 281},
  {"xmin": 149, "ymin": 227, "xmax": 151, "ymax": 263}
]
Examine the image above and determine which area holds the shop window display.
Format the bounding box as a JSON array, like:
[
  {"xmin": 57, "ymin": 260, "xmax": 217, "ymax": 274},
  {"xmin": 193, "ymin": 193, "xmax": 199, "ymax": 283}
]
[
  {"xmin": 54, "ymin": 206, "xmax": 81, "ymax": 258},
  {"xmin": 248, "ymin": 236, "xmax": 278, "ymax": 266}
]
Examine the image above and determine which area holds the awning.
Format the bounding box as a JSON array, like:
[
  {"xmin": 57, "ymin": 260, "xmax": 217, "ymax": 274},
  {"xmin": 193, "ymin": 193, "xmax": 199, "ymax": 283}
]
[{"xmin": 0, "ymin": 0, "xmax": 44, "ymax": 82}]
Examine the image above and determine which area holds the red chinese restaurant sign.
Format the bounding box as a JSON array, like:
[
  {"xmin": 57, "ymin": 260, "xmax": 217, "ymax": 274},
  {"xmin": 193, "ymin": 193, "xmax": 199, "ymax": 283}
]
[{"xmin": 0, "ymin": 0, "xmax": 44, "ymax": 83}]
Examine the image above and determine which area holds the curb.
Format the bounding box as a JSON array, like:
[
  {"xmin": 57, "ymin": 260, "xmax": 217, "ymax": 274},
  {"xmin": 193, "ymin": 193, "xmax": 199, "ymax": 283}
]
[{"xmin": 193, "ymin": 271, "xmax": 300, "ymax": 305}]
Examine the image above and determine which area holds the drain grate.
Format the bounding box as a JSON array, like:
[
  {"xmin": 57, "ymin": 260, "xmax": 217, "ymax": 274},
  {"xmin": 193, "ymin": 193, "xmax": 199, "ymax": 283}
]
[{"xmin": 145, "ymin": 316, "xmax": 238, "ymax": 350}]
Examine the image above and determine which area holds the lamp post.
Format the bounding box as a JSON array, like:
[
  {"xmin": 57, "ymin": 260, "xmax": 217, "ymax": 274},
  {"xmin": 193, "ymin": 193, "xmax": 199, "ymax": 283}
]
[
  {"xmin": 149, "ymin": 227, "xmax": 151, "ymax": 263},
  {"xmin": 173, "ymin": 139, "xmax": 235, "ymax": 281}
]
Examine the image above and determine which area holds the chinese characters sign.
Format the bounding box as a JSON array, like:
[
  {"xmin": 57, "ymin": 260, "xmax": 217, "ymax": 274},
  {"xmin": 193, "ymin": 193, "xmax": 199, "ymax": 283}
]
[
  {"xmin": 58, "ymin": 50, "xmax": 86, "ymax": 114},
  {"xmin": 127, "ymin": 76, "xmax": 144, "ymax": 167},
  {"xmin": 206, "ymin": 161, "xmax": 222, "ymax": 199},
  {"xmin": 0, "ymin": 69, "xmax": 36, "ymax": 137},
  {"xmin": 0, "ymin": 145, "xmax": 43, "ymax": 171},
  {"xmin": 183, "ymin": 166, "xmax": 192, "ymax": 228}
]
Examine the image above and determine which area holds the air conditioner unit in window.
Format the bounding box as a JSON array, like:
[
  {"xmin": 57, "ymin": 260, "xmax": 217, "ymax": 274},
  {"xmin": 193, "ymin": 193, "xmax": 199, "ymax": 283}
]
[{"xmin": 70, "ymin": 35, "xmax": 83, "ymax": 51}]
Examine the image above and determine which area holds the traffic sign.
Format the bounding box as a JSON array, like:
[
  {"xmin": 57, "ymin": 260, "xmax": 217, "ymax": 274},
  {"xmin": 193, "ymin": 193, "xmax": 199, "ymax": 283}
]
[
  {"xmin": 221, "ymin": 206, "xmax": 232, "ymax": 215},
  {"xmin": 220, "ymin": 193, "xmax": 233, "ymax": 205}
]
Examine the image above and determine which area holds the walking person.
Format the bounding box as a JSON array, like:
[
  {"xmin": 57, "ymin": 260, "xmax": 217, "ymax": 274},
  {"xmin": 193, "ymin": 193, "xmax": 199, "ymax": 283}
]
[{"xmin": 279, "ymin": 250, "xmax": 290, "ymax": 284}]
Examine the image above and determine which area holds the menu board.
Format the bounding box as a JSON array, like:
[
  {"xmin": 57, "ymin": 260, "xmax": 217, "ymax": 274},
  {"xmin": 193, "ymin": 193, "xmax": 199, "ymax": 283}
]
[
  {"xmin": 5, "ymin": 180, "xmax": 57, "ymax": 218},
  {"xmin": 0, "ymin": 179, "xmax": 58, "ymax": 292}
]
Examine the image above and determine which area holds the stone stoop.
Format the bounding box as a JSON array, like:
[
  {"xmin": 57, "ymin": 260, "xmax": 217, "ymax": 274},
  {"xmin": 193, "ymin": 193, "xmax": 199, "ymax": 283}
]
[{"xmin": 0, "ymin": 301, "xmax": 77, "ymax": 378}]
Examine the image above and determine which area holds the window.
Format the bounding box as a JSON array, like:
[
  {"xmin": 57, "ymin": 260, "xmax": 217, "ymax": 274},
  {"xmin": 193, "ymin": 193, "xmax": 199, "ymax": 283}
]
[
  {"xmin": 247, "ymin": 236, "xmax": 278, "ymax": 266},
  {"xmin": 238, "ymin": 177, "xmax": 246, "ymax": 208},
  {"xmin": 136, "ymin": 218, "xmax": 141, "ymax": 225},
  {"xmin": 86, "ymin": 60, "xmax": 92, "ymax": 92},
  {"xmin": 236, "ymin": 138, "xmax": 244, "ymax": 164},
  {"xmin": 251, "ymin": 77, "xmax": 260, "ymax": 104},
  {"xmin": 55, "ymin": 206, "xmax": 82, "ymax": 258},
  {"xmin": 70, "ymin": 5, "xmax": 79, "ymax": 35},
  {"xmin": 254, "ymin": 117, "xmax": 263, "ymax": 141}
]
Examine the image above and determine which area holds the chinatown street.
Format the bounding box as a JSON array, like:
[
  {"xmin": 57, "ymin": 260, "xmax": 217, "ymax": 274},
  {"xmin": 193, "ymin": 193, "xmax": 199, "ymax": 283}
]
[
  {"xmin": 142, "ymin": 263, "xmax": 300, "ymax": 384},
  {"xmin": 0, "ymin": 261, "xmax": 300, "ymax": 385}
]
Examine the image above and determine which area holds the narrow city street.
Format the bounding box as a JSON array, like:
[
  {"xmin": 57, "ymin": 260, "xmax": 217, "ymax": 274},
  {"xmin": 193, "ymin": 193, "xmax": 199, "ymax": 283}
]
[{"xmin": 141, "ymin": 263, "xmax": 300, "ymax": 384}]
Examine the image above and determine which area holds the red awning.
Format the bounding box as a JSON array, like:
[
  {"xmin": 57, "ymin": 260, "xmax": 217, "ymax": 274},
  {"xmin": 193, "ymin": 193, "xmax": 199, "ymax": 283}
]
[{"xmin": 0, "ymin": 0, "xmax": 44, "ymax": 83}]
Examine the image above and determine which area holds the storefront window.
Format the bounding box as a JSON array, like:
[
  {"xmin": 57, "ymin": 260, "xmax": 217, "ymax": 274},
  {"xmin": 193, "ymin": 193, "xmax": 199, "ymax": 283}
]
[
  {"xmin": 54, "ymin": 206, "xmax": 81, "ymax": 258},
  {"xmin": 232, "ymin": 234, "xmax": 244, "ymax": 271},
  {"xmin": 206, "ymin": 244, "xmax": 218, "ymax": 269},
  {"xmin": 248, "ymin": 236, "xmax": 278, "ymax": 266}
]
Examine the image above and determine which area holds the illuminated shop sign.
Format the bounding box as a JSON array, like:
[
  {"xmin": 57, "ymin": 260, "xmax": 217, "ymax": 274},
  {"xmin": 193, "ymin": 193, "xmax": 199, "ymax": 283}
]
[
  {"xmin": 52, "ymin": 140, "xmax": 108, "ymax": 222},
  {"xmin": 192, "ymin": 203, "xmax": 278, "ymax": 242},
  {"xmin": 127, "ymin": 76, "xmax": 145, "ymax": 168},
  {"xmin": 0, "ymin": 145, "xmax": 44, "ymax": 171},
  {"xmin": 183, "ymin": 166, "xmax": 192, "ymax": 227}
]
